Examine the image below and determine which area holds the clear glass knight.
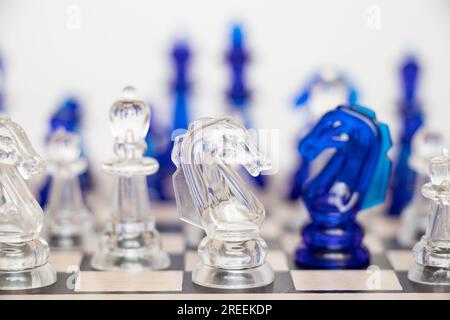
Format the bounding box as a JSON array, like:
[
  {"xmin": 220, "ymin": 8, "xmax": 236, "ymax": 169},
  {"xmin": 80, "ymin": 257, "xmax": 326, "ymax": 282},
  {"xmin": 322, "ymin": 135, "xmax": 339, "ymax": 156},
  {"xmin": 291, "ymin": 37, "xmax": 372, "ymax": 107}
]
[
  {"xmin": 91, "ymin": 86, "xmax": 170, "ymax": 271},
  {"xmin": 0, "ymin": 116, "xmax": 56, "ymax": 289},
  {"xmin": 172, "ymin": 117, "xmax": 273, "ymax": 289}
]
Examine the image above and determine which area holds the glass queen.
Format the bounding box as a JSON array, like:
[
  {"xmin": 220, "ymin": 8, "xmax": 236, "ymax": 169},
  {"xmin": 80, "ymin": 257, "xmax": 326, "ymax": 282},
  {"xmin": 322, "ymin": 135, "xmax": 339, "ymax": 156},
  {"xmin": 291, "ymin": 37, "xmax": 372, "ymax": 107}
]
[{"xmin": 172, "ymin": 117, "xmax": 273, "ymax": 289}]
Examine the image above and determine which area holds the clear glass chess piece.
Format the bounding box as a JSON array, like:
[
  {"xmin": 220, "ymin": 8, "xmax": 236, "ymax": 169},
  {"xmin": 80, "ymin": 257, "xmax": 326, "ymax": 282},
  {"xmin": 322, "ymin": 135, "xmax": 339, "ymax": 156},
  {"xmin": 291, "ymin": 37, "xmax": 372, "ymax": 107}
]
[
  {"xmin": 91, "ymin": 86, "xmax": 170, "ymax": 271},
  {"xmin": 398, "ymin": 128, "xmax": 446, "ymax": 247},
  {"xmin": 0, "ymin": 116, "xmax": 56, "ymax": 289},
  {"xmin": 294, "ymin": 67, "xmax": 358, "ymax": 123},
  {"xmin": 172, "ymin": 117, "xmax": 274, "ymax": 289},
  {"xmin": 43, "ymin": 128, "xmax": 93, "ymax": 249},
  {"xmin": 408, "ymin": 148, "xmax": 450, "ymax": 285}
]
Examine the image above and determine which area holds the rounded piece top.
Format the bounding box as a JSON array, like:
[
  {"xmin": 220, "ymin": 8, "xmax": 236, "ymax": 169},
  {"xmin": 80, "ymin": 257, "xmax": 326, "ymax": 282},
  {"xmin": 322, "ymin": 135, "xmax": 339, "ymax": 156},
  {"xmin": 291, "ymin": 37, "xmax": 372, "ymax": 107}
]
[{"xmin": 109, "ymin": 86, "xmax": 150, "ymax": 160}]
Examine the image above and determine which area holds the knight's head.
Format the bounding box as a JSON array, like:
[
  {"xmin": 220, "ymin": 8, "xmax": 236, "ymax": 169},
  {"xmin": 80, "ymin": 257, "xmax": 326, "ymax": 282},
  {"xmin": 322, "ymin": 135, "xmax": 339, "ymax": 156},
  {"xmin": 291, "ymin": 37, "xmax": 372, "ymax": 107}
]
[
  {"xmin": 109, "ymin": 86, "xmax": 149, "ymax": 160},
  {"xmin": 207, "ymin": 117, "xmax": 270, "ymax": 176},
  {"xmin": 0, "ymin": 116, "xmax": 45, "ymax": 179},
  {"xmin": 175, "ymin": 117, "xmax": 271, "ymax": 176},
  {"xmin": 299, "ymin": 108, "xmax": 353, "ymax": 161},
  {"xmin": 300, "ymin": 105, "xmax": 392, "ymax": 211}
]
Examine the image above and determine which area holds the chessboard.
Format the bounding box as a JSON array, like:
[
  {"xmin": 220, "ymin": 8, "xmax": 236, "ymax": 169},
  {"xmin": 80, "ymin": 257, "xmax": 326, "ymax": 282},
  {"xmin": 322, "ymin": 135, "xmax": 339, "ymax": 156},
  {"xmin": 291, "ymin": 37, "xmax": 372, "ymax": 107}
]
[{"xmin": 1, "ymin": 203, "xmax": 450, "ymax": 300}]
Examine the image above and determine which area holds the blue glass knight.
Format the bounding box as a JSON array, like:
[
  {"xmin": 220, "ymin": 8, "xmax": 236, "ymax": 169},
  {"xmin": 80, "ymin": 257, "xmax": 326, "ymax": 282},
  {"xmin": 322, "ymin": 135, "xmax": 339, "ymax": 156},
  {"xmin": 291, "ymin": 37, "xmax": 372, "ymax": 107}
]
[
  {"xmin": 295, "ymin": 105, "xmax": 392, "ymax": 269},
  {"xmin": 38, "ymin": 97, "xmax": 93, "ymax": 206},
  {"xmin": 288, "ymin": 69, "xmax": 358, "ymax": 201},
  {"xmin": 225, "ymin": 24, "xmax": 266, "ymax": 189},
  {"xmin": 388, "ymin": 56, "xmax": 424, "ymax": 216},
  {"xmin": 146, "ymin": 40, "xmax": 191, "ymax": 201}
]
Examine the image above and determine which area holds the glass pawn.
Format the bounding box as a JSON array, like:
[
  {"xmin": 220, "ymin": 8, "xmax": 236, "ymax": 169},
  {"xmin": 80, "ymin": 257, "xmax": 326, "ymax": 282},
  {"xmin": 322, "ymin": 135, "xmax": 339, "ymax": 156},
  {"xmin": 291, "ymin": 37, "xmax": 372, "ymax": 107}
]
[
  {"xmin": 91, "ymin": 86, "xmax": 170, "ymax": 271},
  {"xmin": 43, "ymin": 128, "xmax": 93, "ymax": 249},
  {"xmin": 172, "ymin": 117, "xmax": 274, "ymax": 289},
  {"xmin": 398, "ymin": 128, "xmax": 445, "ymax": 247},
  {"xmin": 408, "ymin": 148, "xmax": 450, "ymax": 285},
  {"xmin": 0, "ymin": 116, "xmax": 56, "ymax": 290}
]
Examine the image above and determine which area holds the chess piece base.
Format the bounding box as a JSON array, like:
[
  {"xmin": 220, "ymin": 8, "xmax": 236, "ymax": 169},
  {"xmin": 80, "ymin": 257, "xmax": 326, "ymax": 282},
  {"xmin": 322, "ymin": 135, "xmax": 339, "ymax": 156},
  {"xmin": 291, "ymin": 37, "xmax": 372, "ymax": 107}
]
[
  {"xmin": 192, "ymin": 261, "xmax": 274, "ymax": 289},
  {"xmin": 0, "ymin": 262, "xmax": 56, "ymax": 290},
  {"xmin": 91, "ymin": 249, "xmax": 170, "ymax": 271},
  {"xmin": 91, "ymin": 221, "xmax": 170, "ymax": 271},
  {"xmin": 295, "ymin": 246, "xmax": 370, "ymax": 269},
  {"xmin": 408, "ymin": 263, "xmax": 450, "ymax": 285},
  {"xmin": 296, "ymin": 220, "xmax": 369, "ymax": 269},
  {"xmin": 0, "ymin": 238, "xmax": 57, "ymax": 289}
]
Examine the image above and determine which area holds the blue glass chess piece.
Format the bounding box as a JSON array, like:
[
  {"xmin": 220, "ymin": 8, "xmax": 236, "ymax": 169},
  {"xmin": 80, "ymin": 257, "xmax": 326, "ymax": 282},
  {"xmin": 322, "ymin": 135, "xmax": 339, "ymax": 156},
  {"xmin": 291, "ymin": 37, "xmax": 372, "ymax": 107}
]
[
  {"xmin": 38, "ymin": 97, "xmax": 93, "ymax": 207},
  {"xmin": 146, "ymin": 40, "xmax": 191, "ymax": 201},
  {"xmin": 388, "ymin": 56, "xmax": 424, "ymax": 216},
  {"xmin": 225, "ymin": 24, "xmax": 266, "ymax": 189},
  {"xmin": 295, "ymin": 105, "xmax": 392, "ymax": 269},
  {"xmin": 288, "ymin": 70, "xmax": 358, "ymax": 201},
  {"xmin": 226, "ymin": 24, "xmax": 251, "ymax": 124}
]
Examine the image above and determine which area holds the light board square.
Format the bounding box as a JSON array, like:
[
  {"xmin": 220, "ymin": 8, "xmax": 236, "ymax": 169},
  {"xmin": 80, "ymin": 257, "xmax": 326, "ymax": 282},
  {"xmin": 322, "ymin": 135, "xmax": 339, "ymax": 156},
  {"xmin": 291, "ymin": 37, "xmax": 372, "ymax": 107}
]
[
  {"xmin": 75, "ymin": 271, "xmax": 183, "ymax": 292},
  {"xmin": 291, "ymin": 270, "xmax": 402, "ymax": 291}
]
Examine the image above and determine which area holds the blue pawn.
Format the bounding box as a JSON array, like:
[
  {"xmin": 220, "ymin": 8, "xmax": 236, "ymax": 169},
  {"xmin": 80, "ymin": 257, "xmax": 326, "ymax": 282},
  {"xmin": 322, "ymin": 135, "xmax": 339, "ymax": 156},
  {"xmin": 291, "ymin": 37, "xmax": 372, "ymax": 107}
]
[
  {"xmin": 225, "ymin": 24, "xmax": 266, "ymax": 189},
  {"xmin": 39, "ymin": 97, "xmax": 93, "ymax": 207},
  {"xmin": 0, "ymin": 54, "xmax": 6, "ymax": 113},
  {"xmin": 388, "ymin": 56, "xmax": 424, "ymax": 216},
  {"xmin": 295, "ymin": 105, "xmax": 392, "ymax": 269},
  {"xmin": 288, "ymin": 71, "xmax": 358, "ymax": 201},
  {"xmin": 146, "ymin": 40, "xmax": 191, "ymax": 201}
]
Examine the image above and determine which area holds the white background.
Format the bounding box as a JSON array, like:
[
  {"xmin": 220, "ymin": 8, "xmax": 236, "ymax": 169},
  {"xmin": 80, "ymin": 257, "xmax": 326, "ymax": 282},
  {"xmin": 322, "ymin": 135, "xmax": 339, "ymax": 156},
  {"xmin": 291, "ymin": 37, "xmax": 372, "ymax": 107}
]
[{"xmin": 0, "ymin": 0, "xmax": 449, "ymax": 197}]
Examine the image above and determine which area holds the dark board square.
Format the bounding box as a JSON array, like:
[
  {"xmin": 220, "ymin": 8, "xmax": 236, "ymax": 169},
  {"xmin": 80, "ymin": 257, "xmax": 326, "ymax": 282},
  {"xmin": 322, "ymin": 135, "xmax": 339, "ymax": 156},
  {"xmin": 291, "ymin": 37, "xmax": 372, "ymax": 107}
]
[{"xmin": 396, "ymin": 272, "xmax": 450, "ymax": 293}]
